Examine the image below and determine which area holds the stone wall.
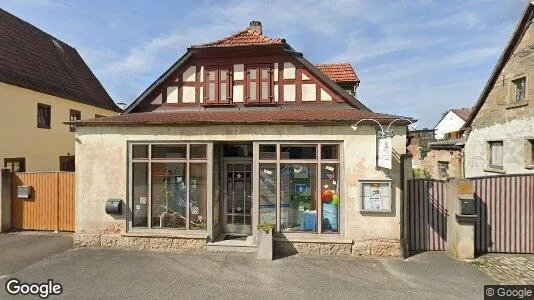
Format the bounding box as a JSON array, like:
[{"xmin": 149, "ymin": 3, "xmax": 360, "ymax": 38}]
[
  {"xmin": 465, "ymin": 20, "xmax": 534, "ymax": 177},
  {"xmin": 412, "ymin": 148, "xmax": 463, "ymax": 179}
]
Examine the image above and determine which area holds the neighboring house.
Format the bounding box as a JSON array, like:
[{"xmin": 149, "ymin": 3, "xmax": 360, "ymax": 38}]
[
  {"xmin": 0, "ymin": 9, "xmax": 121, "ymax": 172},
  {"xmin": 463, "ymin": 2, "xmax": 534, "ymax": 177},
  {"xmin": 434, "ymin": 108, "xmax": 472, "ymax": 140},
  {"xmin": 70, "ymin": 21, "xmax": 412, "ymax": 256}
]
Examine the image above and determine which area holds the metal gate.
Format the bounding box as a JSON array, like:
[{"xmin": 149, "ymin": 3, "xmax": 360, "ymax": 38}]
[
  {"xmin": 11, "ymin": 172, "xmax": 75, "ymax": 231},
  {"xmin": 474, "ymin": 174, "xmax": 534, "ymax": 254},
  {"xmin": 407, "ymin": 179, "xmax": 448, "ymax": 252}
]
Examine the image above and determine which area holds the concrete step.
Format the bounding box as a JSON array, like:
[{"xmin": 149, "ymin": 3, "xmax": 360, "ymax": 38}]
[{"xmin": 206, "ymin": 236, "xmax": 257, "ymax": 253}]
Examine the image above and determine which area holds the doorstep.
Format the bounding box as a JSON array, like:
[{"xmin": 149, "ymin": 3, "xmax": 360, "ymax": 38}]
[{"xmin": 206, "ymin": 235, "xmax": 257, "ymax": 253}]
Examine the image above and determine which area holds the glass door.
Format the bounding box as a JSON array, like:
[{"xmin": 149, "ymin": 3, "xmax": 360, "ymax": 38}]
[{"xmin": 224, "ymin": 161, "xmax": 252, "ymax": 235}]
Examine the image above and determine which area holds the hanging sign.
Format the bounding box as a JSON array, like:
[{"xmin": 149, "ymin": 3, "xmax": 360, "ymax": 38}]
[{"xmin": 377, "ymin": 136, "xmax": 392, "ymax": 169}]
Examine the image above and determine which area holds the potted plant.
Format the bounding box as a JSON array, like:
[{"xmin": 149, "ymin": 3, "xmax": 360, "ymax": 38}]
[{"xmin": 257, "ymin": 223, "xmax": 274, "ymax": 260}]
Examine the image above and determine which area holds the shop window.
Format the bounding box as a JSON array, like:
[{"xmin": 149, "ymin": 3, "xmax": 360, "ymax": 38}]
[
  {"xmin": 438, "ymin": 161, "xmax": 449, "ymax": 180},
  {"xmin": 69, "ymin": 109, "xmax": 81, "ymax": 132},
  {"xmin": 259, "ymin": 164, "xmax": 277, "ymax": 225},
  {"xmin": 204, "ymin": 67, "xmax": 231, "ymax": 104},
  {"xmin": 280, "ymin": 145, "xmax": 316, "ymax": 159},
  {"xmin": 37, "ymin": 103, "xmax": 51, "ymax": 129},
  {"xmin": 488, "ymin": 141, "xmax": 503, "ymax": 169},
  {"xmin": 259, "ymin": 143, "xmax": 341, "ymax": 234},
  {"xmin": 4, "ymin": 157, "xmax": 25, "ymax": 172},
  {"xmin": 513, "ymin": 77, "xmax": 526, "ymax": 102},
  {"xmin": 246, "ymin": 65, "xmax": 273, "ymax": 103},
  {"xmin": 280, "ymin": 163, "xmax": 317, "ymax": 232},
  {"xmin": 130, "ymin": 143, "xmax": 208, "ymax": 231}
]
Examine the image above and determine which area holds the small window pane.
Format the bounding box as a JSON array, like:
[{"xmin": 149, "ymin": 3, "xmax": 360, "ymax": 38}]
[
  {"xmin": 259, "ymin": 145, "xmax": 276, "ymax": 160},
  {"xmin": 133, "ymin": 145, "xmax": 148, "ymax": 159},
  {"xmin": 152, "ymin": 145, "xmax": 187, "ymax": 159},
  {"xmin": 190, "ymin": 144, "xmax": 207, "ymax": 159},
  {"xmin": 261, "ymin": 69, "xmax": 269, "ymax": 80},
  {"xmin": 220, "ymin": 82, "xmax": 227, "ymax": 101},
  {"xmin": 249, "ymin": 82, "xmax": 257, "ymax": 101},
  {"xmin": 259, "ymin": 164, "xmax": 277, "ymax": 225},
  {"xmin": 321, "ymin": 145, "xmax": 339, "ymax": 160},
  {"xmin": 151, "ymin": 163, "xmax": 187, "ymax": 229},
  {"xmin": 220, "ymin": 70, "xmax": 227, "ymax": 81},
  {"xmin": 190, "ymin": 163, "xmax": 207, "ymax": 230},
  {"xmin": 280, "ymin": 145, "xmax": 317, "ymax": 159},
  {"xmin": 530, "ymin": 140, "xmax": 534, "ymax": 164},
  {"xmin": 489, "ymin": 141, "xmax": 503, "ymax": 167},
  {"xmin": 208, "ymin": 83, "xmax": 216, "ymax": 100},
  {"xmin": 514, "ymin": 77, "xmax": 526, "ymax": 101},
  {"xmin": 132, "ymin": 162, "xmax": 148, "ymax": 227},
  {"xmin": 280, "ymin": 163, "xmax": 317, "ymax": 232},
  {"xmin": 321, "ymin": 163, "xmax": 339, "ymax": 233},
  {"xmin": 249, "ymin": 69, "xmax": 256, "ymax": 80},
  {"xmin": 261, "ymin": 82, "xmax": 269, "ymax": 100},
  {"xmin": 208, "ymin": 70, "xmax": 215, "ymax": 81}
]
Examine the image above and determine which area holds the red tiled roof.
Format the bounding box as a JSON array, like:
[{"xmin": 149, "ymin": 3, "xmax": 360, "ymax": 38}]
[
  {"xmin": 70, "ymin": 109, "xmax": 412, "ymax": 126},
  {"xmin": 315, "ymin": 63, "xmax": 359, "ymax": 83},
  {"xmin": 190, "ymin": 29, "xmax": 285, "ymax": 48},
  {"xmin": 451, "ymin": 108, "xmax": 472, "ymax": 122},
  {"xmin": 0, "ymin": 9, "xmax": 121, "ymax": 112}
]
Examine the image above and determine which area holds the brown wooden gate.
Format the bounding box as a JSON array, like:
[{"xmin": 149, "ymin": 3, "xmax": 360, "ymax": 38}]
[
  {"xmin": 474, "ymin": 174, "xmax": 534, "ymax": 254},
  {"xmin": 11, "ymin": 172, "xmax": 75, "ymax": 231},
  {"xmin": 407, "ymin": 179, "xmax": 448, "ymax": 252}
]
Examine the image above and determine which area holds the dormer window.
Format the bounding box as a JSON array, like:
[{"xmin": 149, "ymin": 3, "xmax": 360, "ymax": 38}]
[
  {"xmin": 246, "ymin": 65, "xmax": 273, "ymax": 103},
  {"xmin": 204, "ymin": 67, "xmax": 232, "ymax": 104}
]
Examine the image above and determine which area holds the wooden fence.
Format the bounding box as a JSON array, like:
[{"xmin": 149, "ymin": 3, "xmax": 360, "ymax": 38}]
[{"xmin": 11, "ymin": 172, "xmax": 75, "ymax": 231}]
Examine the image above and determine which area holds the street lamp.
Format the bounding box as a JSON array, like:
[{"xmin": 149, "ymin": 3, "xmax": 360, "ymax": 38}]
[{"xmin": 351, "ymin": 118, "xmax": 417, "ymax": 137}]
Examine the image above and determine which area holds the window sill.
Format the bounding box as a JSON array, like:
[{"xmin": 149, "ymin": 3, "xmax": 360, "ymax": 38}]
[
  {"xmin": 243, "ymin": 102, "xmax": 278, "ymax": 107},
  {"xmin": 506, "ymin": 101, "xmax": 529, "ymax": 109},
  {"xmin": 525, "ymin": 164, "xmax": 534, "ymax": 169},
  {"xmin": 124, "ymin": 230, "xmax": 208, "ymax": 239},
  {"xmin": 201, "ymin": 103, "xmax": 235, "ymax": 107},
  {"xmin": 274, "ymin": 233, "xmax": 352, "ymax": 244},
  {"xmin": 484, "ymin": 167, "xmax": 506, "ymax": 174}
]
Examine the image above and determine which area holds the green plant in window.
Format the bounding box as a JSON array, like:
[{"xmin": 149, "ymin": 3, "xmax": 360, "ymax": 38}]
[{"xmin": 257, "ymin": 223, "xmax": 275, "ymax": 233}]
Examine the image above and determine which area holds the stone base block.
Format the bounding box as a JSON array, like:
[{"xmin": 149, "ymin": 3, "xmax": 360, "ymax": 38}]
[
  {"xmin": 74, "ymin": 233, "xmax": 207, "ymax": 251},
  {"xmin": 275, "ymin": 241, "xmax": 352, "ymax": 256}
]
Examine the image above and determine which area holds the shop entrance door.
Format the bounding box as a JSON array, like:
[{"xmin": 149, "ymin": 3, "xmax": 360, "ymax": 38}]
[{"xmin": 223, "ymin": 160, "xmax": 252, "ymax": 235}]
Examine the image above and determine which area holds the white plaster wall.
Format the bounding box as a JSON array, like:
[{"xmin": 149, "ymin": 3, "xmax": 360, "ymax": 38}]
[
  {"xmin": 320, "ymin": 89, "xmax": 332, "ymax": 101},
  {"xmin": 233, "ymin": 85, "xmax": 244, "ymax": 102},
  {"xmin": 183, "ymin": 66, "xmax": 196, "ymax": 82},
  {"xmin": 434, "ymin": 111, "xmax": 465, "ymax": 140},
  {"xmin": 302, "ymin": 73, "xmax": 310, "ymax": 81},
  {"xmin": 182, "ymin": 86, "xmax": 196, "ymax": 103},
  {"xmin": 151, "ymin": 93, "xmax": 162, "ymax": 105},
  {"xmin": 75, "ymin": 125, "xmax": 406, "ymax": 244},
  {"xmin": 301, "ymin": 83, "xmax": 316, "ymax": 102},
  {"xmin": 283, "ymin": 62, "xmax": 296, "ymax": 79},
  {"xmin": 284, "ymin": 84, "xmax": 296, "ymax": 102},
  {"xmin": 464, "ymin": 116, "xmax": 534, "ymax": 177},
  {"xmin": 233, "ymin": 64, "xmax": 244, "ymax": 81},
  {"xmin": 274, "ymin": 83, "xmax": 279, "ymax": 102},
  {"xmin": 273, "ymin": 63, "xmax": 278, "ymax": 81},
  {"xmin": 166, "ymin": 86, "xmax": 178, "ymax": 103}
]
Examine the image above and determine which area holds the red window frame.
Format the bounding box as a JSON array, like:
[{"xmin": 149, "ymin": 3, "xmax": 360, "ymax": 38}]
[
  {"xmin": 245, "ymin": 65, "xmax": 274, "ymax": 104},
  {"xmin": 204, "ymin": 66, "xmax": 232, "ymax": 104}
]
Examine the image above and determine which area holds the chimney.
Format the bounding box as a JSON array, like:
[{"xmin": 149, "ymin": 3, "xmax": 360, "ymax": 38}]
[{"xmin": 249, "ymin": 21, "xmax": 262, "ymax": 34}]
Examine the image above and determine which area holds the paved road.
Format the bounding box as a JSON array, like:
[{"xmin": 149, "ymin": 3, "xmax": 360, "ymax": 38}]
[
  {"xmin": 0, "ymin": 232, "xmax": 72, "ymax": 276},
  {"xmin": 0, "ymin": 247, "xmax": 495, "ymax": 299}
]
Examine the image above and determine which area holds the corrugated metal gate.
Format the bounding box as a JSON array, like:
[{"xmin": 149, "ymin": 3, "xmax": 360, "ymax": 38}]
[
  {"xmin": 473, "ymin": 175, "xmax": 534, "ymax": 254},
  {"xmin": 407, "ymin": 179, "xmax": 448, "ymax": 252},
  {"xmin": 11, "ymin": 172, "xmax": 75, "ymax": 231}
]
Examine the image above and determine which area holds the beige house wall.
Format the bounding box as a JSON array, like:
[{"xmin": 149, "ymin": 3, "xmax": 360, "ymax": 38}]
[
  {"xmin": 465, "ymin": 21, "xmax": 534, "ymax": 177},
  {"xmin": 0, "ymin": 82, "xmax": 118, "ymax": 171},
  {"xmin": 74, "ymin": 124, "xmax": 406, "ymax": 256}
]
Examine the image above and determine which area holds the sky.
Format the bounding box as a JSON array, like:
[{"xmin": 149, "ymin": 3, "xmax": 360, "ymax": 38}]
[{"xmin": 1, "ymin": 0, "xmax": 528, "ymax": 127}]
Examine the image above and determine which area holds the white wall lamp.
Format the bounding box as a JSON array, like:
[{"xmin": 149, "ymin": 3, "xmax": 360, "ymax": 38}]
[{"xmin": 351, "ymin": 118, "xmax": 417, "ymax": 137}]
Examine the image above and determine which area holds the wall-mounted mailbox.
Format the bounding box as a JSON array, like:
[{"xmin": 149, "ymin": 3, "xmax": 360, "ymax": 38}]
[
  {"xmin": 17, "ymin": 186, "xmax": 31, "ymax": 199},
  {"xmin": 105, "ymin": 199, "xmax": 122, "ymax": 215},
  {"xmin": 459, "ymin": 198, "xmax": 475, "ymax": 216}
]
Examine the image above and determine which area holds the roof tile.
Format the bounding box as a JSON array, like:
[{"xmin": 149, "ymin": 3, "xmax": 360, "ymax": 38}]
[
  {"xmin": 191, "ymin": 29, "xmax": 285, "ymax": 48},
  {"xmin": 315, "ymin": 63, "xmax": 359, "ymax": 83}
]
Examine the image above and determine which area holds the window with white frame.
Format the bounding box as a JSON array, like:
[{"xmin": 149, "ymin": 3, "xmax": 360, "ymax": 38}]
[
  {"xmin": 258, "ymin": 143, "xmax": 341, "ymax": 234},
  {"xmin": 130, "ymin": 143, "xmax": 208, "ymax": 230},
  {"xmin": 488, "ymin": 141, "xmax": 503, "ymax": 169},
  {"xmin": 513, "ymin": 77, "xmax": 526, "ymax": 102}
]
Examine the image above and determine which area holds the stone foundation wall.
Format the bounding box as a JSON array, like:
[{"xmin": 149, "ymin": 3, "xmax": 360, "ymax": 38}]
[
  {"xmin": 74, "ymin": 233, "xmax": 207, "ymax": 251},
  {"xmin": 274, "ymin": 239, "xmax": 400, "ymax": 257}
]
